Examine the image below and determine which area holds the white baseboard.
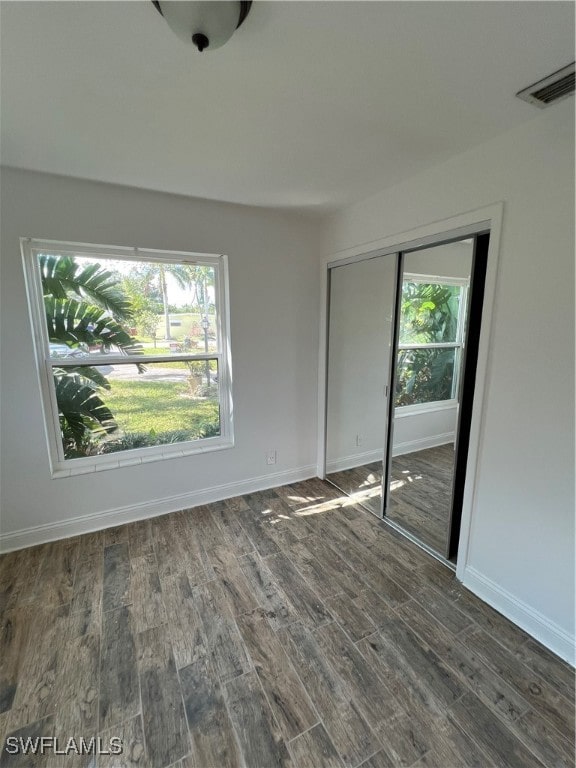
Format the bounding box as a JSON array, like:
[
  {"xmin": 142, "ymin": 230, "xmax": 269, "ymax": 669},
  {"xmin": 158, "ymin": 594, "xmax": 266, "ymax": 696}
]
[
  {"xmin": 326, "ymin": 449, "xmax": 383, "ymax": 474},
  {"xmin": 0, "ymin": 464, "xmax": 318, "ymax": 553},
  {"xmin": 392, "ymin": 432, "xmax": 454, "ymax": 457},
  {"xmin": 462, "ymin": 566, "xmax": 575, "ymax": 667}
]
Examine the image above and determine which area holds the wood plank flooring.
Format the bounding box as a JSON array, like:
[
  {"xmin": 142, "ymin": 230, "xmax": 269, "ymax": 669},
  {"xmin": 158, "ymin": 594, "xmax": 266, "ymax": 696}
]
[
  {"xmin": 0, "ymin": 478, "xmax": 574, "ymax": 768},
  {"xmin": 327, "ymin": 444, "xmax": 455, "ymax": 554}
]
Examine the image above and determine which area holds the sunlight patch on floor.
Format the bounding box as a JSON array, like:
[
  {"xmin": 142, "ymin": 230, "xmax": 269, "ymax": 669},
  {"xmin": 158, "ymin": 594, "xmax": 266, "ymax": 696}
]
[{"xmin": 293, "ymin": 497, "xmax": 347, "ymax": 517}]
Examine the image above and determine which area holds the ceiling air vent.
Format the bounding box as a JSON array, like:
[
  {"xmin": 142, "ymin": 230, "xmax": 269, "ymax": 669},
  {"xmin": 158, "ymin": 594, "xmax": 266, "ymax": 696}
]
[{"xmin": 516, "ymin": 63, "xmax": 575, "ymax": 108}]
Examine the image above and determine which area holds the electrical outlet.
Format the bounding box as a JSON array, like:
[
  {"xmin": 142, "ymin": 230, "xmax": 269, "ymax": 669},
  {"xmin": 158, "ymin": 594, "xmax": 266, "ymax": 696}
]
[
  {"xmin": 266, "ymin": 448, "xmax": 277, "ymax": 465},
  {"xmin": 356, "ymin": 434, "xmax": 363, "ymax": 447}
]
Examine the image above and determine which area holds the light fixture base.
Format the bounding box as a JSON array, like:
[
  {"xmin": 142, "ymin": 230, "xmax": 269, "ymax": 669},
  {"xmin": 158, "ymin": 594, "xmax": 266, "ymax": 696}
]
[{"xmin": 152, "ymin": 1, "xmax": 252, "ymax": 51}]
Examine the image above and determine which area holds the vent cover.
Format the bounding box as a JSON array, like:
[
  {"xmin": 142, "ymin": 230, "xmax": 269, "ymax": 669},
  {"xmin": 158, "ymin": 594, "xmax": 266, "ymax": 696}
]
[{"xmin": 516, "ymin": 63, "xmax": 575, "ymax": 108}]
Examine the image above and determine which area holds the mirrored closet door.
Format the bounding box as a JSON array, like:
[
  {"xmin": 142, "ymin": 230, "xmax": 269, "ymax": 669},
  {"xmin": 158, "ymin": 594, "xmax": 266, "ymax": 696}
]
[
  {"xmin": 387, "ymin": 239, "xmax": 473, "ymax": 557},
  {"xmin": 325, "ymin": 254, "xmax": 397, "ymax": 516},
  {"xmin": 323, "ymin": 232, "xmax": 489, "ymax": 564}
]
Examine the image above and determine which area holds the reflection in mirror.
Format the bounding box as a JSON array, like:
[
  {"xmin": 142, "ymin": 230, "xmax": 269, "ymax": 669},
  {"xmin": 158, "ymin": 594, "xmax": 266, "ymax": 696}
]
[
  {"xmin": 387, "ymin": 239, "xmax": 473, "ymax": 554},
  {"xmin": 325, "ymin": 255, "xmax": 397, "ymax": 516}
]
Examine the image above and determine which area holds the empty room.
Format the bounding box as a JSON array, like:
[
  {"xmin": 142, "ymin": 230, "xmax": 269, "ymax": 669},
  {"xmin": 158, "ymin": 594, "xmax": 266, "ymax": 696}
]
[{"xmin": 0, "ymin": 2, "xmax": 574, "ymax": 767}]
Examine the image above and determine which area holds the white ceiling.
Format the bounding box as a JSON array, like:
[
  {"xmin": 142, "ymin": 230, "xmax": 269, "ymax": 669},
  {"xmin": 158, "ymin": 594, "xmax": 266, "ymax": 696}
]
[{"xmin": 1, "ymin": 1, "xmax": 574, "ymax": 213}]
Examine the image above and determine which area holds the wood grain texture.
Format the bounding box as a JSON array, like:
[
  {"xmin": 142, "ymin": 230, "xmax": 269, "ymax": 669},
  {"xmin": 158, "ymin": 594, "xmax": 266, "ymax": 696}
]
[
  {"xmin": 377, "ymin": 618, "xmax": 465, "ymax": 711},
  {"xmin": 0, "ymin": 714, "xmax": 55, "ymax": 768},
  {"xmin": 419, "ymin": 562, "xmax": 533, "ymax": 652},
  {"xmin": 447, "ymin": 692, "xmax": 546, "ymax": 768},
  {"xmin": 1, "ymin": 477, "xmax": 573, "ymax": 768},
  {"xmin": 243, "ymin": 490, "xmax": 301, "ymax": 550},
  {"xmin": 323, "ymin": 593, "xmax": 377, "ymax": 643},
  {"xmin": 208, "ymin": 500, "xmax": 255, "ymax": 556},
  {"xmin": 70, "ymin": 551, "xmax": 102, "ymax": 636},
  {"xmin": 129, "ymin": 552, "xmax": 166, "ymax": 634},
  {"xmin": 99, "ymin": 606, "xmax": 139, "ymax": 732},
  {"xmin": 32, "ymin": 539, "xmax": 77, "ymax": 608},
  {"xmin": 414, "ymin": 713, "xmax": 493, "ymax": 768},
  {"xmin": 138, "ymin": 624, "xmax": 189, "ymax": 768},
  {"xmin": 193, "ymin": 579, "xmax": 252, "ymax": 683},
  {"xmin": 407, "ymin": 582, "xmax": 472, "ymax": 634},
  {"xmin": 238, "ymin": 553, "xmax": 298, "ymax": 631},
  {"xmin": 289, "ymin": 723, "xmax": 344, "ymax": 768},
  {"xmin": 313, "ymin": 622, "xmax": 396, "ymax": 729},
  {"xmin": 53, "ymin": 619, "xmax": 99, "ymax": 742},
  {"xmin": 514, "ymin": 638, "xmax": 575, "ymax": 705},
  {"xmin": 225, "ymin": 670, "xmax": 293, "ymax": 768},
  {"xmin": 102, "ymin": 543, "xmax": 131, "ymax": 614},
  {"xmin": 0, "ymin": 607, "xmax": 34, "ymax": 716},
  {"xmin": 265, "ymin": 552, "xmax": 332, "ymax": 629},
  {"xmin": 358, "ymin": 750, "xmax": 397, "ymax": 768},
  {"xmin": 236, "ymin": 494, "xmax": 282, "ymax": 557},
  {"xmin": 153, "ymin": 513, "xmax": 209, "ymax": 588},
  {"xmin": 99, "ymin": 714, "xmax": 147, "ymax": 767},
  {"xmin": 6, "ymin": 605, "xmax": 69, "ymax": 728},
  {"xmin": 280, "ymin": 622, "xmax": 380, "ymax": 768},
  {"xmin": 236, "ymin": 610, "xmax": 318, "ymax": 740},
  {"xmin": 161, "ymin": 573, "xmax": 206, "ymax": 670},
  {"xmin": 213, "ymin": 559, "xmax": 261, "ymax": 619},
  {"xmin": 104, "ymin": 525, "xmax": 130, "ymax": 547},
  {"xmin": 395, "ymin": 600, "xmax": 530, "ymax": 724},
  {"xmin": 286, "ymin": 537, "xmax": 360, "ymax": 600},
  {"xmin": 179, "ymin": 656, "xmax": 241, "ymax": 768},
  {"xmin": 508, "ymin": 709, "xmax": 576, "ymax": 768},
  {"xmin": 128, "ymin": 519, "xmax": 154, "ymax": 559},
  {"xmin": 353, "ymin": 589, "xmax": 396, "ymax": 628},
  {"xmin": 460, "ymin": 626, "xmax": 575, "ymax": 743},
  {"xmin": 357, "ymin": 628, "xmax": 452, "ymax": 725}
]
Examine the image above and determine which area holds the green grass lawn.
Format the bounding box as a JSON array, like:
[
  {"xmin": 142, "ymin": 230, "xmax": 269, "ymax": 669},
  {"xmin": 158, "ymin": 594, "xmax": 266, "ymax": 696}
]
[
  {"xmin": 137, "ymin": 312, "xmax": 216, "ymax": 347},
  {"xmin": 105, "ymin": 378, "xmax": 219, "ymax": 437}
]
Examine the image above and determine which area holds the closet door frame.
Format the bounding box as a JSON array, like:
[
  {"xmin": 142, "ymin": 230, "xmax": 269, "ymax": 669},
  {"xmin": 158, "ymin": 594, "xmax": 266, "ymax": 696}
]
[{"xmin": 317, "ymin": 203, "xmax": 503, "ymax": 578}]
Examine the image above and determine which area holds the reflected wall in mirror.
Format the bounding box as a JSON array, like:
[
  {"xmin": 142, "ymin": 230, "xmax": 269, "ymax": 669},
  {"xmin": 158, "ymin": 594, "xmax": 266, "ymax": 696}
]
[
  {"xmin": 387, "ymin": 239, "xmax": 473, "ymax": 555},
  {"xmin": 325, "ymin": 255, "xmax": 397, "ymax": 516}
]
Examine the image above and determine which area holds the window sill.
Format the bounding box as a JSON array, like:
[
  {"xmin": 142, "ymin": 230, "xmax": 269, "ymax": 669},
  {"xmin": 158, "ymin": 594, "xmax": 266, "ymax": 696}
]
[
  {"xmin": 395, "ymin": 400, "xmax": 458, "ymax": 418},
  {"xmin": 50, "ymin": 437, "xmax": 234, "ymax": 478}
]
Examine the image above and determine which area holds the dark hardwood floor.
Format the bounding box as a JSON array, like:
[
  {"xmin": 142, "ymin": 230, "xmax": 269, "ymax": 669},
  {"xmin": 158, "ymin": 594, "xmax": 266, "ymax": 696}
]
[
  {"xmin": 327, "ymin": 444, "xmax": 455, "ymax": 554},
  {"xmin": 0, "ymin": 478, "xmax": 574, "ymax": 768}
]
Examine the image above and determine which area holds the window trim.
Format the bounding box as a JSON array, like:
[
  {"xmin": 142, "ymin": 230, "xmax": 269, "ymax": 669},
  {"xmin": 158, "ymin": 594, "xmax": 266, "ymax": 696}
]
[
  {"xmin": 21, "ymin": 238, "xmax": 234, "ymax": 477},
  {"xmin": 395, "ymin": 272, "xmax": 469, "ymax": 411}
]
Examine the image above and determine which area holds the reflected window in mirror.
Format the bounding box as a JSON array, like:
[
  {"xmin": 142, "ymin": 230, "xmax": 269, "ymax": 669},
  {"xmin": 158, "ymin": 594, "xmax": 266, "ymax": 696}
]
[{"xmin": 395, "ymin": 274, "xmax": 468, "ymax": 412}]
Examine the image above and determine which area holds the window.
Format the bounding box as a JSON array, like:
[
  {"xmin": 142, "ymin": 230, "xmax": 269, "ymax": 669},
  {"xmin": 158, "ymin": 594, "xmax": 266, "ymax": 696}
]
[
  {"xmin": 395, "ymin": 273, "xmax": 468, "ymax": 410},
  {"xmin": 22, "ymin": 239, "xmax": 233, "ymax": 476}
]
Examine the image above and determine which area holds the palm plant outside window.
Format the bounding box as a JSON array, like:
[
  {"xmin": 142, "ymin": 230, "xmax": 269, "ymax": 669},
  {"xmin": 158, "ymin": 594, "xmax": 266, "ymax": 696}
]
[
  {"xmin": 395, "ymin": 274, "xmax": 468, "ymax": 408},
  {"xmin": 22, "ymin": 239, "xmax": 233, "ymax": 476}
]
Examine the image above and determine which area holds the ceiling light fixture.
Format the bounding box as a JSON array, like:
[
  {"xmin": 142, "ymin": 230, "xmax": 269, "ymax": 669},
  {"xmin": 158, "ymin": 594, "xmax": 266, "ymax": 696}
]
[{"xmin": 152, "ymin": 1, "xmax": 252, "ymax": 53}]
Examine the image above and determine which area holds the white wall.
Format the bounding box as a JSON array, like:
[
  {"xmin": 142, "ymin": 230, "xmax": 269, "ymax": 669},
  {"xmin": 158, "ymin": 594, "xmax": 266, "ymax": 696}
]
[
  {"xmin": 322, "ymin": 100, "xmax": 575, "ymax": 662},
  {"xmin": 0, "ymin": 168, "xmax": 320, "ymax": 547},
  {"xmin": 393, "ymin": 406, "xmax": 457, "ymax": 456},
  {"xmin": 403, "ymin": 239, "xmax": 473, "ymax": 279}
]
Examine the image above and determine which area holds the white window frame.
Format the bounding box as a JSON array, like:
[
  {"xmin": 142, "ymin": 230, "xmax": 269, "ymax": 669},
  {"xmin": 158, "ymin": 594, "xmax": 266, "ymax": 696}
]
[
  {"xmin": 21, "ymin": 238, "xmax": 234, "ymax": 478},
  {"xmin": 395, "ymin": 272, "xmax": 469, "ymax": 416}
]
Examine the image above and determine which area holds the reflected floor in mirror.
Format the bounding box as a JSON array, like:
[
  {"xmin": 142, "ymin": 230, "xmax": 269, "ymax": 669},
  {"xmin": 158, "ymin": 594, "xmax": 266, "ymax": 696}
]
[
  {"xmin": 327, "ymin": 444, "xmax": 455, "ymax": 556},
  {"xmin": 388, "ymin": 443, "xmax": 455, "ymax": 554}
]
